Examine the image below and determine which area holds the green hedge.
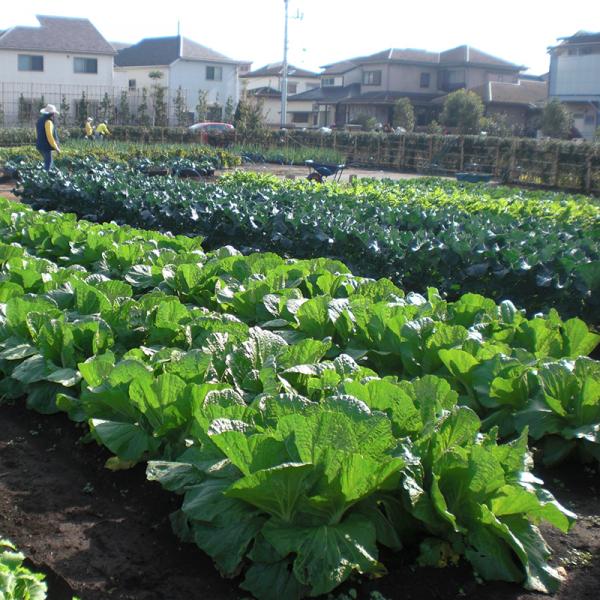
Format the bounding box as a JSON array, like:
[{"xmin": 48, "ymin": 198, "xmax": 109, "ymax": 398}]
[{"xmin": 2, "ymin": 126, "xmax": 599, "ymax": 192}]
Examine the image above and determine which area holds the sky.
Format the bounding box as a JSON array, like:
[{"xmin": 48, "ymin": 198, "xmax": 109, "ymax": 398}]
[{"xmin": 1, "ymin": 0, "xmax": 599, "ymax": 75}]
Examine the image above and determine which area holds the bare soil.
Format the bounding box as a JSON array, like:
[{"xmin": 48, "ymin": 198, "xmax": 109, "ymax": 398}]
[
  {"xmin": 1, "ymin": 402, "xmax": 599, "ymax": 600},
  {"xmin": 234, "ymin": 162, "xmax": 429, "ymax": 183},
  {"xmin": 0, "ymin": 182, "xmax": 19, "ymax": 202}
]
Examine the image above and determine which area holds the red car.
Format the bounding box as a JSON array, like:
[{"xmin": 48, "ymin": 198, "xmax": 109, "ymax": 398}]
[{"xmin": 188, "ymin": 122, "xmax": 234, "ymax": 143}]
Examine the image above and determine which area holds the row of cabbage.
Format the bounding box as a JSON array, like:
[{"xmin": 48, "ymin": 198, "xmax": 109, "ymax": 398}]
[
  {"xmin": 12, "ymin": 161, "xmax": 600, "ymax": 324},
  {"xmin": 1, "ymin": 199, "xmax": 598, "ymax": 598}
]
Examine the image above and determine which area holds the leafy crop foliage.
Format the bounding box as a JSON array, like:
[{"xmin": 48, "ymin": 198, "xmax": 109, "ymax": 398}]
[
  {"xmin": 11, "ymin": 162, "xmax": 600, "ymax": 324},
  {"xmin": 0, "ymin": 538, "xmax": 47, "ymax": 599},
  {"xmin": 0, "ymin": 199, "xmax": 597, "ymax": 597},
  {"xmin": 0, "ymin": 141, "xmax": 241, "ymax": 169}
]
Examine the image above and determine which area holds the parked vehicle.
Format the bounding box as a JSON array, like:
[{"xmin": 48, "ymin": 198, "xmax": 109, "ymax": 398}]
[
  {"xmin": 188, "ymin": 122, "xmax": 234, "ymax": 133},
  {"xmin": 188, "ymin": 122, "xmax": 234, "ymax": 144}
]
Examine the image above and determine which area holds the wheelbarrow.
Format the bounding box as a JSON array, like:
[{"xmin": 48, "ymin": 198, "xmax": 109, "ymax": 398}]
[{"xmin": 305, "ymin": 160, "xmax": 346, "ymax": 183}]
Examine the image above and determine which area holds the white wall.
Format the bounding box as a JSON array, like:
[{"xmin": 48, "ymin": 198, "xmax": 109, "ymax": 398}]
[
  {"xmin": 170, "ymin": 59, "xmax": 239, "ymax": 109},
  {"xmin": 244, "ymin": 74, "xmax": 320, "ymax": 94},
  {"xmin": 0, "ymin": 49, "xmax": 113, "ymax": 86},
  {"xmin": 113, "ymin": 66, "xmax": 170, "ymax": 92},
  {"xmin": 554, "ymin": 55, "xmax": 600, "ymax": 95}
]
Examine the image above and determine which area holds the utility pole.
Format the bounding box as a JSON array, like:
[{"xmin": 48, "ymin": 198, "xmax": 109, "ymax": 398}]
[
  {"xmin": 281, "ymin": 1, "xmax": 303, "ymax": 129},
  {"xmin": 281, "ymin": 0, "xmax": 289, "ymax": 129}
]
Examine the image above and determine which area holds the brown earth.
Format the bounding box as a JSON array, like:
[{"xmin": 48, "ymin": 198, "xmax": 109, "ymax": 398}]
[
  {"xmin": 1, "ymin": 401, "xmax": 599, "ymax": 600},
  {"xmin": 0, "ymin": 182, "xmax": 19, "ymax": 202}
]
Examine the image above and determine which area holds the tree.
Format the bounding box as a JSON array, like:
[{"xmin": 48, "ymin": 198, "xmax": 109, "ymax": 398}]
[
  {"xmin": 118, "ymin": 91, "xmax": 131, "ymax": 125},
  {"xmin": 427, "ymin": 120, "xmax": 443, "ymax": 135},
  {"xmin": 36, "ymin": 95, "xmax": 46, "ymax": 113},
  {"xmin": 0, "ymin": 103, "xmax": 4, "ymax": 127},
  {"xmin": 58, "ymin": 96, "xmax": 70, "ymax": 127},
  {"xmin": 207, "ymin": 102, "xmax": 222, "ymax": 122},
  {"xmin": 149, "ymin": 71, "xmax": 167, "ymax": 126},
  {"xmin": 195, "ymin": 90, "xmax": 208, "ymax": 122},
  {"xmin": 18, "ymin": 94, "xmax": 32, "ymax": 125},
  {"xmin": 77, "ymin": 91, "xmax": 89, "ymax": 123},
  {"xmin": 234, "ymin": 99, "xmax": 267, "ymax": 137},
  {"xmin": 351, "ymin": 113, "xmax": 378, "ymax": 131},
  {"xmin": 440, "ymin": 89, "xmax": 484, "ymax": 134},
  {"xmin": 223, "ymin": 96, "xmax": 235, "ymax": 124},
  {"xmin": 541, "ymin": 99, "xmax": 573, "ymax": 139},
  {"xmin": 392, "ymin": 98, "xmax": 415, "ymax": 131},
  {"xmin": 137, "ymin": 88, "xmax": 150, "ymax": 126},
  {"xmin": 152, "ymin": 86, "xmax": 168, "ymax": 126},
  {"xmin": 480, "ymin": 113, "xmax": 514, "ymax": 137},
  {"xmin": 99, "ymin": 92, "xmax": 114, "ymax": 122},
  {"xmin": 174, "ymin": 86, "xmax": 189, "ymax": 126}
]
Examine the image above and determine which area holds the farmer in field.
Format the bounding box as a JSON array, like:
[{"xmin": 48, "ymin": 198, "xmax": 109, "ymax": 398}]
[
  {"xmin": 35, "ymin": 104, "xmax": 61, "ymax": 171},
  {"xmin": 84, "ymin": 117, "xmax": 94, "ymax": 139},
  {"xmin": 95, "ymin": 120, "xmax": 111, "ymax": 140}
]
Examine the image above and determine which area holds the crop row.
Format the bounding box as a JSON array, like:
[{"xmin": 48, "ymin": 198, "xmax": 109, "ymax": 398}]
[
  {"xmin": 1, "ymin": 197, "xmax": 598, "ymax": 462},
  {"xmin": 12, "ymin": 161, "xmax": 600, "ymax": 324},
  {"xmin": 0, "ymin": 198, "xmax": 596, "ymax": 597},
  {"xmin": 0, "ymin": 141, "xmax": 241, "ymax": 171}
]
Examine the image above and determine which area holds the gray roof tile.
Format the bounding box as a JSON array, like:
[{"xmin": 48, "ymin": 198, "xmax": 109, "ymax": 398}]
[
  {"xmin": 242, "ymin": 62, "xmax": 319, "ymax": 78},
  {"xmin": 115, "ymin": 35, "xmax": 242, "ymax": 67},
  {"xmin": 0, "ymin": 15, "xmax": 115, "ymax": 55}
]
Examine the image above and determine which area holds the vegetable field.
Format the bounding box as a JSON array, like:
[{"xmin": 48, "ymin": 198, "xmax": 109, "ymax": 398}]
[{"xmin": 0, "ymin": 153, "xmax": 599, "ymax": 599}]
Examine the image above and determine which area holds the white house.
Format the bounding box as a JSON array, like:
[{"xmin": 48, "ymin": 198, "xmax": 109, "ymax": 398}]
[
  {"xmin": 548, "ymin": 31, "xmax": 600, "ymax": 139},
  {"xmin": 241, "ymin": 62, "xmax": 320, "ymax": 127},
  {"xmin": 0, "ymin": 15, "xmax": 116, "ymax": 124},
  {"xmin": 114, "ymin": 35, "xmax": 248, "ymax": 124}
]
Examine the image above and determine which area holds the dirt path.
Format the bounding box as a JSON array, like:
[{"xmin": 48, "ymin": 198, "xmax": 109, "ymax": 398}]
[
  {"xmin": 0, "ymin": 182, "xmax": 19, "ymax": 202},
  {"xmin": 1, "ymin": 401, "xmax": 599, "ymax": 600},
  {"xmin": 235, "ymin": 162, "xmax": 430, "ymax": 183},
  {"xmin": 0, "ymin": 403, "xmax": 239, "ymax": 600}
]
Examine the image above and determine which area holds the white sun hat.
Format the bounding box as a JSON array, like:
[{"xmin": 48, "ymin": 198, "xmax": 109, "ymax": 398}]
[{"xmin": 40, "ymin": 104, "xmax": 60, "ymax": 115}]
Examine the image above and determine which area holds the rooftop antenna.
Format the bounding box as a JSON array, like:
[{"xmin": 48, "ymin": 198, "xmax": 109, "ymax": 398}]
[{"xmin": 281, "ymin": 0, "xmax": 303, "ymax": 129}]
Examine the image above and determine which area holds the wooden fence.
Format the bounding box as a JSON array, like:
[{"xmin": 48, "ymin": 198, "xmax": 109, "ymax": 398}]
[{"xmin": 1, "ymin": 125, "xmax": 599, "ymax": 194}]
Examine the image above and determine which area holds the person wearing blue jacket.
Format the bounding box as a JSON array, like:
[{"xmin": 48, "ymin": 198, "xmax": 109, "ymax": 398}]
[{"xmin": 36, "ymin": 104, "xmax": 61, "ymax": 171}]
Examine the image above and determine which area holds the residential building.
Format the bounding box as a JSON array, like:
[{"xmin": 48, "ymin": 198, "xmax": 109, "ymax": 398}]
[
  {"xmin": 292, "ymin": 45, "xmax": 525, "ymax": 128},
  {"xmin": 241, "ymin": 62, "xmax": 319, "ymax": 127},
  {"xmin": 548, "ymin": 31, "xmax": 600, "ymax": 139},
  {"xmin": 470, "ymin": 78, "xmax": 548, "ymax": 135},
  {"xmin": 114, "ymin": 36, "xmax": 248, "ymax": 124},
  {"xmin": 0, "ymin": 15, "xmax": 116, "ymax": 124}
]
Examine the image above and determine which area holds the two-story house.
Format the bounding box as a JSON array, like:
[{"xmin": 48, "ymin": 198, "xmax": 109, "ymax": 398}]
[
  {"xmin": 292, "ymin": 45, "xmax": 525, "ymax": 128},
  {"xmin": 0, "ymin": 15, "xmax": 116, "ymax": 124},
  {"xmin": 548, "ymin": 31, "xmax": 600, "ymax": 139},
  {"xmin": 114, "ymin": 36, "xmax": 247, "ymax": 124},
  {"xmin": 241, "ymin": 62, "xmax": 320, "ymax": 127}
]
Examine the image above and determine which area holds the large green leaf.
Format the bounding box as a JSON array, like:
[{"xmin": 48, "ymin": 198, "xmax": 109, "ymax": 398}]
[
  {"xmin": 225, "ymin": 462, "xmax": 314, "ymax": 521},
  {"xmin": 90, "ymin": 419, "xmax": 159, "ymax": 462},
  {"xmin": 263, "ymin": 513, "xmax": 384, "ymax": 595}
]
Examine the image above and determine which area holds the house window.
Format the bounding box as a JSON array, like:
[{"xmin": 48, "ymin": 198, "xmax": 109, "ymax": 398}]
[
  {"xmin": 420, "ymin": 73, "xmax": 431, "ymax": 88},
  {"xmin": 440, "ymin": 69, "xmax": 465, "ymax": 91},
  {"xmin": 287, "ymin": 82, "xmax": 298, "ymax": 94},
  {"xmin": 18, "ymin": 55, "xmax": 44, "ymax": 71},
  {"xmin": 128, "ymin": 79, "xmax": 136, "ymax": 91},
  {"xmin": 206, "ymin": 66, "xmax": 223, "ymax": 81},
  {"xmin": 362, "ymin": 70, "xmax": 382, "ymax": 85},
  {"xmin": 292, "ymin": 112, "xmax": 310, "ymax": 123},
  {"xmin": 321, "ymin": 77, "xmax": 335, "ymax": 87},
  {"xmin": 74, "ymin": 57, "xmax": 98, "ymax": 74}
]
